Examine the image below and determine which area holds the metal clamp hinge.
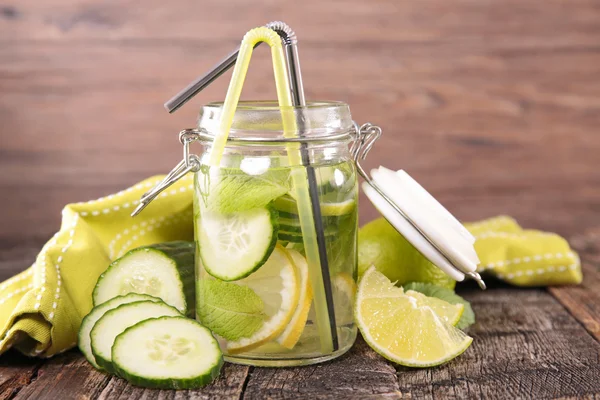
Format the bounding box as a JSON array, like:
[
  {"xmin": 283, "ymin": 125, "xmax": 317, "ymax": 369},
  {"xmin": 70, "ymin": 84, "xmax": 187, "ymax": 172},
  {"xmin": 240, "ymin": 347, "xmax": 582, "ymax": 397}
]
[
  {"xmin": 131, "ymin": 129, "xmax": 202, "ymax": 217},
  {"xmin": 350, "ymin": 122, "xmax": 486, "ymax": 289}
]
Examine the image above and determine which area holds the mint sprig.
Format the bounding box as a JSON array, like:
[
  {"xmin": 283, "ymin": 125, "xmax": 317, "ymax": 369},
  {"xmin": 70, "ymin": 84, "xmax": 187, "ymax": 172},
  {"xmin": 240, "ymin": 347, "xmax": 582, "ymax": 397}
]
[
  {"xmin": 197, "ymin": 280, "xmax": 265, "ymax": 340},
  {"xmin": 204, "ymin": 168, "xmax": 291, "ymax": 214}
]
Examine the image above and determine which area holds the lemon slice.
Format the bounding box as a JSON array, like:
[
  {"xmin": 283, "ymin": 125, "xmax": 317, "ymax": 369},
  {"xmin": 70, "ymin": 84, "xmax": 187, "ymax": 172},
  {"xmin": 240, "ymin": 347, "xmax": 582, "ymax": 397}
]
[
  {"xmin": 333, "ymin": 273, "xmax": 357, "ymax": 326},
  {"xmin": 226, "ymin": 246, "xmax": 299, "ymax": 354},
  {"xmin": 320, "ymin": 199, "xmax": 356, "ymax": 216},
  {"xmin": 276, "ymin": 248, "xmax": 312, "ymax": 349},
  {"xmin": 355, "ymin": 266, "xmax": 472, "ymax": 367}
]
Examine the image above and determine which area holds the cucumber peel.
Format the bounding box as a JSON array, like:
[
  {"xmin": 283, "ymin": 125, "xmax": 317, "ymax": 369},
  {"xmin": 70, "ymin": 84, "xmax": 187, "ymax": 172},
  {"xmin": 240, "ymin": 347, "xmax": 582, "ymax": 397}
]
[
  {"xmin": 90, "ymin": 300, "xmax": 181, "ymax": 373},
  {"xmin": 93, "ymin": 241, "xmax": 195, "ymax": 316},
  {"xmin": 198, "ymin": 206, "xmax": 279, "ymax": 281},
  {"xmin": 78, "ymin": 293, "xmax": 162, "ymax": 370},
  {"xmin": 112, "ymin": 316, "xmax": 223, "ymax": 390}
]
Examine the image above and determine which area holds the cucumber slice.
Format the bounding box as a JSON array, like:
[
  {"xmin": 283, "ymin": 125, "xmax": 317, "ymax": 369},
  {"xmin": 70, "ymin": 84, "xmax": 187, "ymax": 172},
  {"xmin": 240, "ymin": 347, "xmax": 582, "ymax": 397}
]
[
  {"xmin": 93, "ymin": 241, "xmax": 194, "ymax": 316},
  {"xmin": 78, "ymin": 293, "xmax": 162, "ymax": 370},
  {"xmin": 90, "ymin": 300, "xmax": 180, "ymax": 373},
  {"xmin": 198, "ymin": 206, "xmax": 278, "ymax": 281},
  {"xmin": 112, "ymin": 316, "xmax": 223, "ymax": 389},
  {"xmin": 278, "ymin": 227, "xmax": 336, "ymax": 243},
  {"xmin": 279, "ymin": 217, "xmax": 303, "ymax": 233}
]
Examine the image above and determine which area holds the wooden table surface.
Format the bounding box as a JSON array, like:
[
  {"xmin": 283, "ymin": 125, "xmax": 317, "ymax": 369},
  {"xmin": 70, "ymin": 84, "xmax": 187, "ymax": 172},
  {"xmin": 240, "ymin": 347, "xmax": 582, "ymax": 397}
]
[{"xmin": 1, "ymin": 0, "xmax": 600, "ymax": 398}]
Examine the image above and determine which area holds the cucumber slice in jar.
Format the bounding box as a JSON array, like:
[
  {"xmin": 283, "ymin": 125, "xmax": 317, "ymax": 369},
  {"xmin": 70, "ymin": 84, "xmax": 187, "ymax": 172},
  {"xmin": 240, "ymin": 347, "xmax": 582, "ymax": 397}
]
[
  {"xmin": 112, "ymin": 317, "xmax": 223, "ymax": 390},
  {"xmin": 78, "ymin": 293, "xmax": 162, "ymax": 370},
  {"xmin": 278, "ymin": 226, "xmax": 337, "ymax": 243},
  {"xmin": 197, "ymin": 206, "xmax": 279, "ymax": 281},
  {"xmin": 93, "ymin": 241, "xmax": 195, "ymax": 316},
  {"xmin": 278, "ymin": 232, "xmax": 305, "ymax": 243},
  {"xmin": 90, "ymin": 300, "xmax": 181, "ymax": 373}
]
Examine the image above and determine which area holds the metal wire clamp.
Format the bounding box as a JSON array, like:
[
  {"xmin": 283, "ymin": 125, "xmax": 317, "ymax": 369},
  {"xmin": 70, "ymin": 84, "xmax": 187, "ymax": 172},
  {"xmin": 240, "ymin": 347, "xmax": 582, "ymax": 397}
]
[
  {"xmin": 131, "ymin": 129, "xmax": 201, "ymax": 217},
  {"xmin": 351, "ymin": 122, "xmax": 486, "ymax": 289}
]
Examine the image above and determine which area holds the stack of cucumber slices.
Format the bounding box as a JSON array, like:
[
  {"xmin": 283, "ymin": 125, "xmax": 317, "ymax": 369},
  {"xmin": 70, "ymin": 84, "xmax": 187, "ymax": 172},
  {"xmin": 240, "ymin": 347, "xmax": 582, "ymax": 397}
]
[{"xmin": 78, "ymin": 242, "xmax": 223, "ymax": 389}]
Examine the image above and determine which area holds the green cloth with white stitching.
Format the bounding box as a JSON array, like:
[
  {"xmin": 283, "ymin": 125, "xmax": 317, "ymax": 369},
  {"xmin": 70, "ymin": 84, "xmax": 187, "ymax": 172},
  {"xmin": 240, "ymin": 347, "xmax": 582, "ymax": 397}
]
[{"xmin": 0, "ymin": 175, "xmax": 193, "ymax": 357}]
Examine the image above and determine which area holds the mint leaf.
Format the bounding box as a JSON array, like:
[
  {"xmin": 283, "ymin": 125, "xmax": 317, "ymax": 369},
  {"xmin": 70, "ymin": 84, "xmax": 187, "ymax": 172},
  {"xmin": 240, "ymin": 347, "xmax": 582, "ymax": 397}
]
[
  {"xmin": 202, "ymin": 168, "xmax": 291, "ymax": 214},
  {"xmin": 197, "ymin": 280, "xmax": 265, "ymax": 340},
  {"xmin": 403, "ymin": 282, "xmax": 475, "ymax": 330}
]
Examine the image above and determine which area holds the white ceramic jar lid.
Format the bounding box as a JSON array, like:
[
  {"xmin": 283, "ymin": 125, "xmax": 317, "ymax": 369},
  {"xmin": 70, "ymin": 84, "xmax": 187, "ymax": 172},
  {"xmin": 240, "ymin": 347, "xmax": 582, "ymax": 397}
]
[{"xmin": 362, "ymin": 166, "xmax": 485, "ymax": 288}]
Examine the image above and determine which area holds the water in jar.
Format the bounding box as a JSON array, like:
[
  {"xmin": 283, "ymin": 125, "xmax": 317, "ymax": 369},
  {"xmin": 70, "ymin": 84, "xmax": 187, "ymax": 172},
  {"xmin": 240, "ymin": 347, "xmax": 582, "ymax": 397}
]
[{"xmin": 193, "ymin": 150, "xmax": 358, "ymax": 366}]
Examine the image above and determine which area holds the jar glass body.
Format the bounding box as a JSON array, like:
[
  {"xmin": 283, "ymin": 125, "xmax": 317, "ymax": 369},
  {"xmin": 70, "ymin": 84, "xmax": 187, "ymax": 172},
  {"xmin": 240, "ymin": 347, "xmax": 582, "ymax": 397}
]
[{"xmin": 193, "ymin": 101, "xmax": 358, "ymax": 366}]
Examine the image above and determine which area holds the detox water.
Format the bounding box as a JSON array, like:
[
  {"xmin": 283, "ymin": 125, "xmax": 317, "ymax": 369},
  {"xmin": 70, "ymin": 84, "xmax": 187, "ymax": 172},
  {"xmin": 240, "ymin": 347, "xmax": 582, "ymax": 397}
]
[{"xmin": 193, "ymin": 151, "xmax": 358, "ymax": 366}]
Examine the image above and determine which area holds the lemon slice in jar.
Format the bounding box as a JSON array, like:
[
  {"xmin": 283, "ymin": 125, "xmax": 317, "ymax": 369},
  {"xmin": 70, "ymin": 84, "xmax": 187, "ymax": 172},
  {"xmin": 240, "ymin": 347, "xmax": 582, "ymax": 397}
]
[
  {"xmin": 332, "ymin": 272, "xmax": 357, "ymax": 326},
  {"xmin": 273, "ymin": 195, "xmax": 356, "ymax": 217},
  {"xmin": 226, "ymin": 246, "xmax": 299, "ymax": 354},
  {"xmin": 276, "ymin": 248, "xmax": 313, "ymax": 349}
]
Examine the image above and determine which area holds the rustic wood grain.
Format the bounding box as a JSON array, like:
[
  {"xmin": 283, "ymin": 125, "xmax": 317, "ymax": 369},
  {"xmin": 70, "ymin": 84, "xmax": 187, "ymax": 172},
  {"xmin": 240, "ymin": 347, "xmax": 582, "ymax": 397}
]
[
  {"xmin": 0, "ymin": 351, "xmax": 42, "ymax": 400},
  {"xmin": 241, "ymin": 338, "xmax": 400, "ymax": 399},
  {"xmin": 238, "ymin": 276, "xmax": 600, "ymax": 399},
  {"xmin": 549, "ymin": 229, "xmax": 600, "ymax": 341},
  {"xmin": 11, "ymin": 350, "xmax": 250, "ymax": 400},
  {"xmin": 12, "ymin": 350, "xmax": 111, "ymax": 400},
  {"xmin": 96, "ymin": 363, "xmax": 250, "ymax": 400},
  {"xmin": 1, "ymin": 0, "xmax": 599, "ymax": 241},
  {"xmin": 0, "ymin": 247, "xmax": 599, "ymax": 399},
  {"xmin": 395, "ymin": 282, "xmax": 600, "ymax": 399}
]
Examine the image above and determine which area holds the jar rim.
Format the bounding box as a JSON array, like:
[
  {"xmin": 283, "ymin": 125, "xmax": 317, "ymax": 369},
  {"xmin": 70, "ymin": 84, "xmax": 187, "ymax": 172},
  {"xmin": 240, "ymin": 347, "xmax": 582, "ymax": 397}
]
[
  {"xmin": 197, "ymin": 100, "xmax": 355, "ymax": 143},
  {"xmin": 202, "ymin": 100, "xmax": 349, "ymax": 111}
]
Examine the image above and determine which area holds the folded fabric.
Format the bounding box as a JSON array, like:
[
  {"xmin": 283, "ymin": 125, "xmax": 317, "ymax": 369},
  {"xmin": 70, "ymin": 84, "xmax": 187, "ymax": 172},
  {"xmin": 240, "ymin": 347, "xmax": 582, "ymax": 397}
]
[
  {"xmin": 0, "ymin": 175, "xmax": 194, "ymax": 358},
  {"xmin": 467, "ymin": 216, "xmax": 582, "ymax": 286},
  {"xmin": 0, "ymin": 176, "xmax": 582, "ymax": 357}
]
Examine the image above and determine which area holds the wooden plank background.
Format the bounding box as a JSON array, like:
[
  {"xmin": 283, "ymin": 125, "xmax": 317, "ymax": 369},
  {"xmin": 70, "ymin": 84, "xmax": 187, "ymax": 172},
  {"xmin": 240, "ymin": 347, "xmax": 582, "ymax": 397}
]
[
  {"xmin": 1, "ymin": 0, "xmax": 599, "ymax": 253},
  {"xmin": 1, "ymin": 0, "xmax": 600, "ymax": 399}
]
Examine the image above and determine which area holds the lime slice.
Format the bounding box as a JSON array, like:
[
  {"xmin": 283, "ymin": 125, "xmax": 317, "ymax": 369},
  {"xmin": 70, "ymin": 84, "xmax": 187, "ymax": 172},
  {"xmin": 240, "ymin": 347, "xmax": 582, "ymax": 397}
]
[
  {"xmin": 226, "ymin": 246, "xmax": 299, "ymax": 354},
  {"xmin": 273, "ymin": 195, "xmax": 355, "ymax": 217},
  {"xmin": 355, "ymin": 266, "xmax": 472, "ymax": 367},
  {"xmin": 276, "ymin": 248, "xmax": 312, "ymax": 349}
]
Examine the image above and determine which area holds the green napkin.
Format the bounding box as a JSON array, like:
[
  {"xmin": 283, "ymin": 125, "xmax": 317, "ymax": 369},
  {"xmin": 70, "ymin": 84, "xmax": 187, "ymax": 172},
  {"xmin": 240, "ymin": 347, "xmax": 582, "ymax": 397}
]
[
  {"xmin": 0, "ymin": 177, "xmax": 582, "ymax": 357},
  {"xmin": 0, "ymin": 175, "xmax": 193, "ymax": 357},
  {"xmin": 467, "ymin": 216, "xmax": 582, "ymax": 286}
]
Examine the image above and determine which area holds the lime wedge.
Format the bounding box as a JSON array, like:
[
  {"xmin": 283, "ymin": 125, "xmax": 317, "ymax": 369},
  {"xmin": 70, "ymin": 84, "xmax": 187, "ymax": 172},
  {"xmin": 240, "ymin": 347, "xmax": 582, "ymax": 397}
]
[
  {"xmin": 404, "ymin": 290, "xmax": 464, "ymax": 326},
  {"xmin": 355, "ymin": 266, "xmax": 472, "ymax": 367}
]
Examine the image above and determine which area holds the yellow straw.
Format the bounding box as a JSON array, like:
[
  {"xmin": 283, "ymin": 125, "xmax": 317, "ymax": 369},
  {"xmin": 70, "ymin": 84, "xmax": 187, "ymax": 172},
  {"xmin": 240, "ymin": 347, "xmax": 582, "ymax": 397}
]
[{"xmin": 207, "ymin": 27, "xmax": 335, "ymax": 353}]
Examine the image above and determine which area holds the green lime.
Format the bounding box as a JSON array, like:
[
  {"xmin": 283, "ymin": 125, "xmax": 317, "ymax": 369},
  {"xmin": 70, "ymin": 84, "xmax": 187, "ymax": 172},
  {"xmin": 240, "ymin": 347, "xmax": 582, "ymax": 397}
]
[
  {"xmin": 355, "ymin": 266, "xmax": 472, "ymax": 367},
  {"xmin": 358, "ymin": 218, "xmax": 456, "ymax": 290}
]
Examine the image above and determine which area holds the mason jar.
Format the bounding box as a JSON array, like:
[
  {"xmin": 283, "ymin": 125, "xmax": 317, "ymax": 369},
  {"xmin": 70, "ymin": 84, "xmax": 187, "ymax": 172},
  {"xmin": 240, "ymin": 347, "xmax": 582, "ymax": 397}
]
[{"xmin": 193, "ymin": 101, "xmax": 359, "ymax": 366}]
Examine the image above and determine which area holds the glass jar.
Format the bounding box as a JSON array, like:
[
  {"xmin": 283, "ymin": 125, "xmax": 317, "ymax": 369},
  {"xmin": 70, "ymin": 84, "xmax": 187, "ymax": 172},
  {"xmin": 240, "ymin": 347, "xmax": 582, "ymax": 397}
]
[{"xmin": 193, "ymin": 101, "xmax": 358, "ymax": 366}]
